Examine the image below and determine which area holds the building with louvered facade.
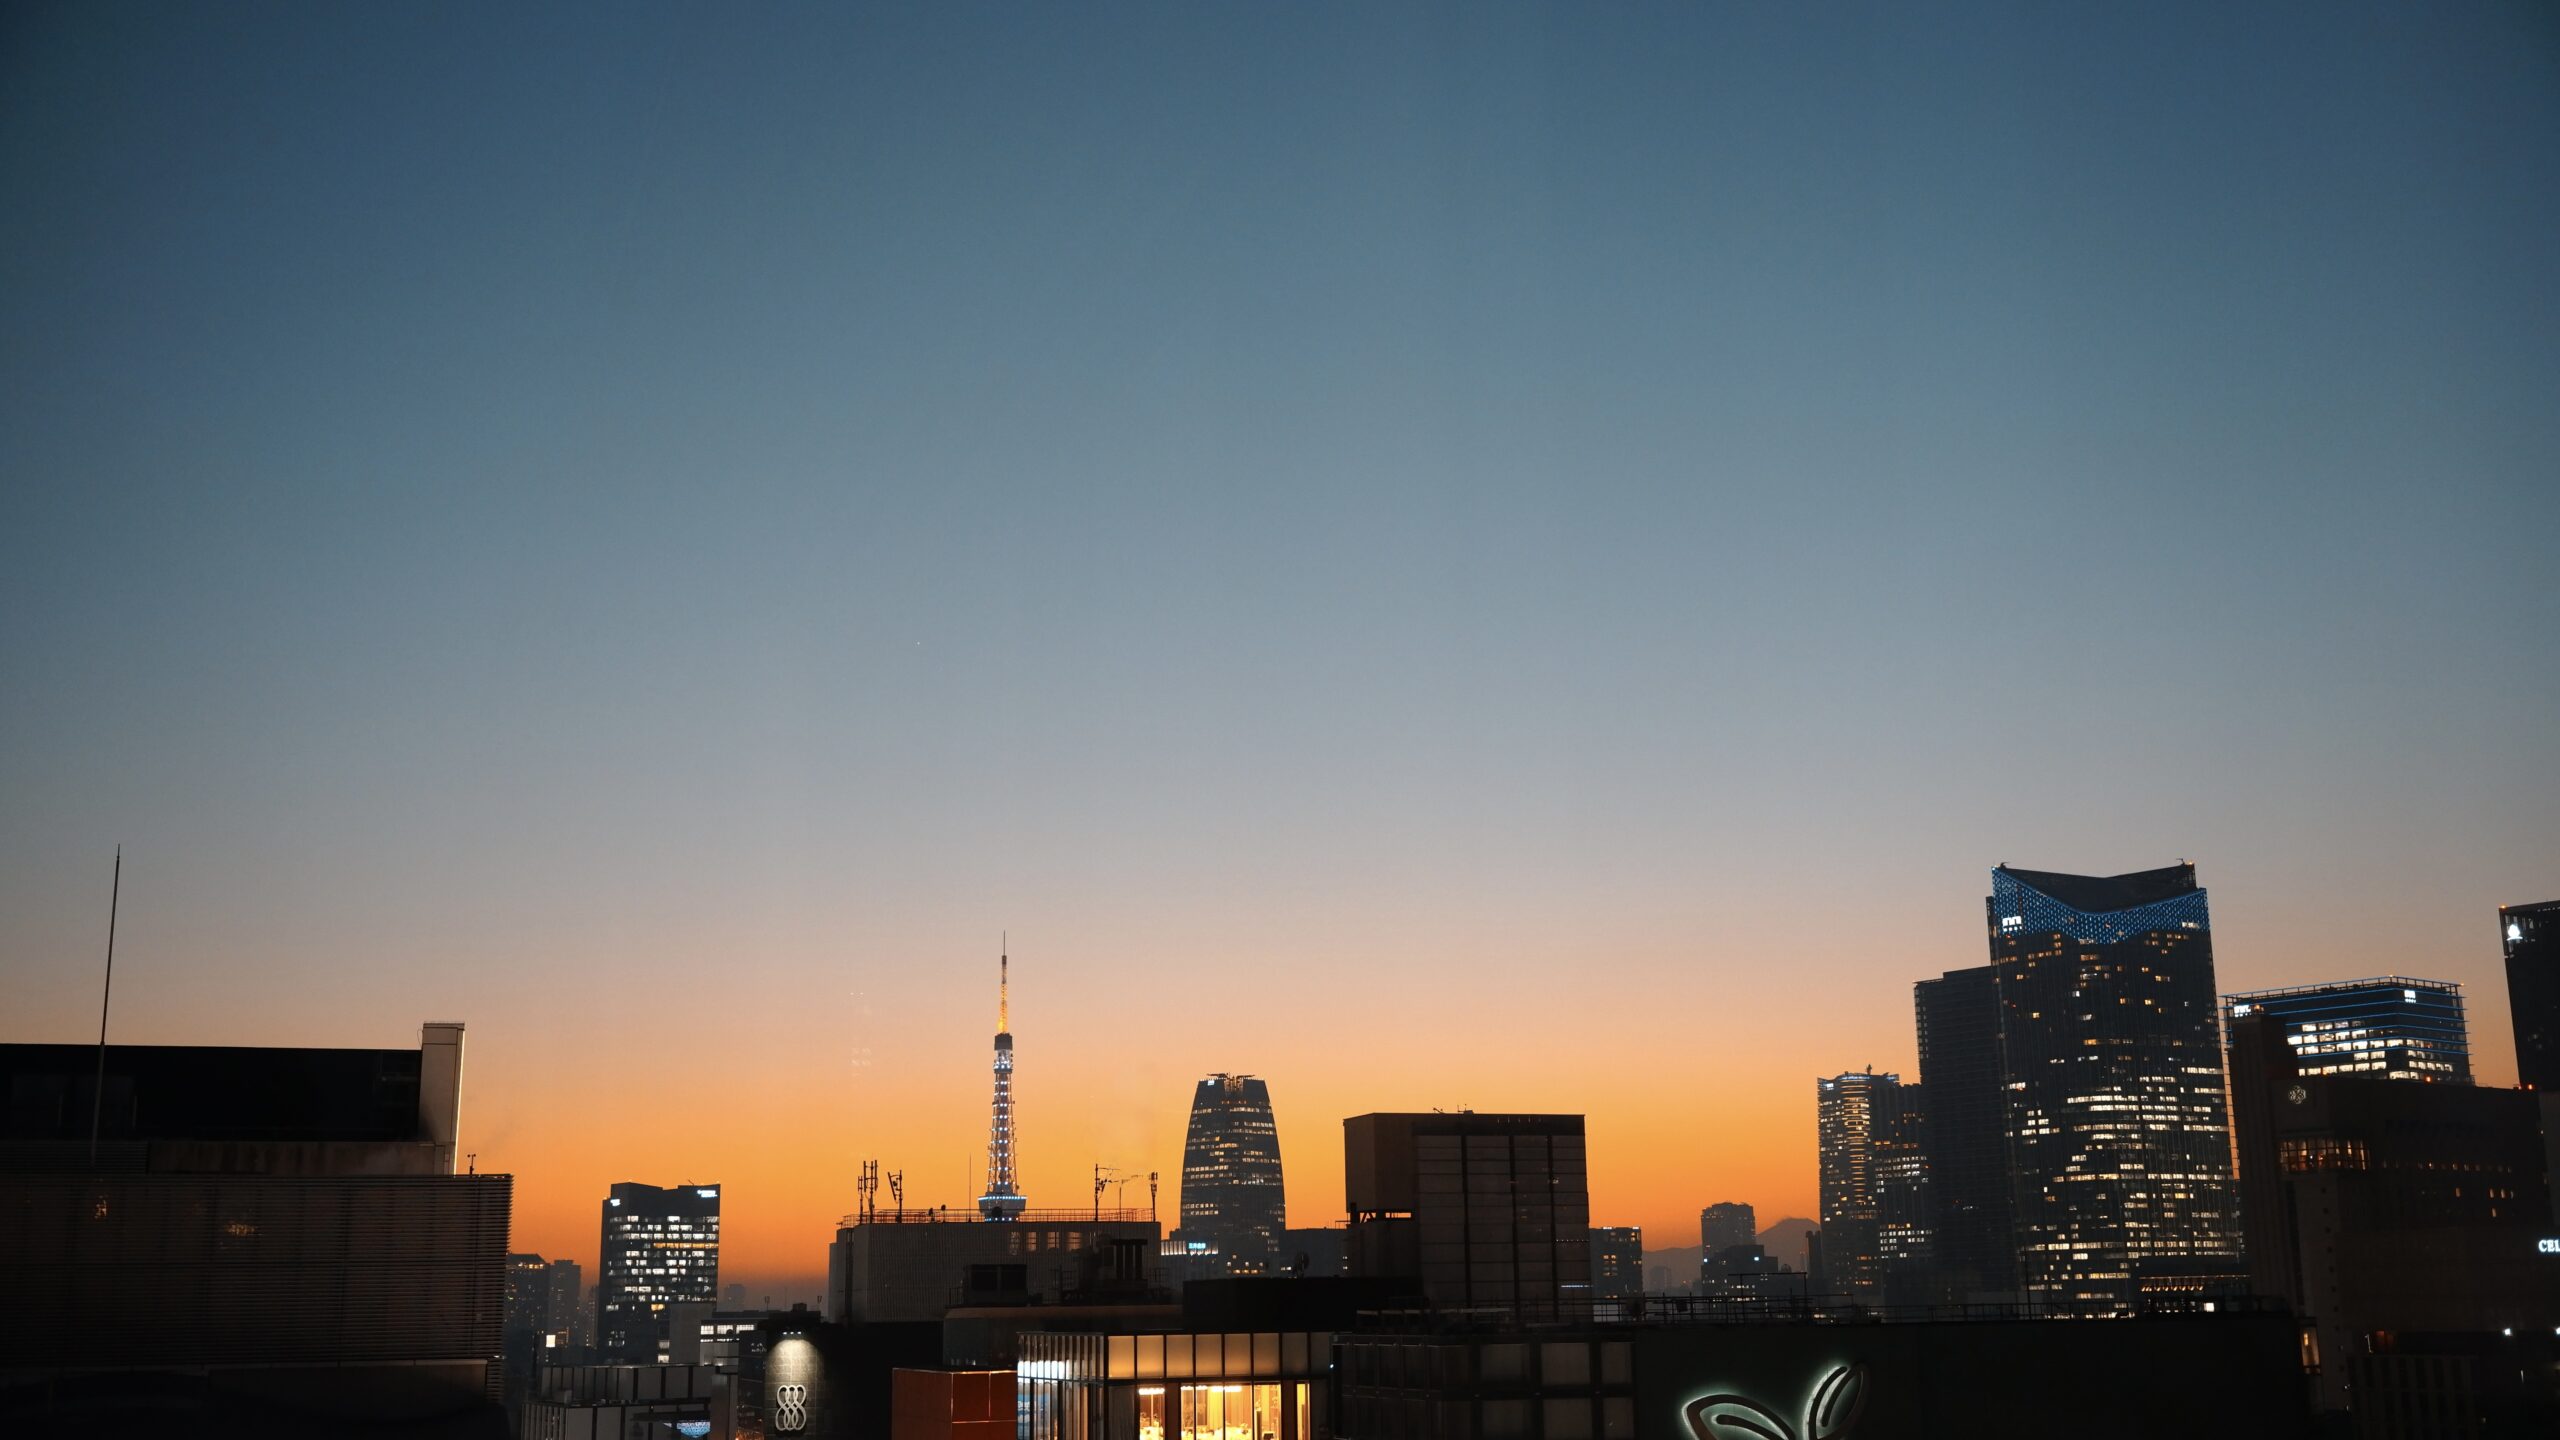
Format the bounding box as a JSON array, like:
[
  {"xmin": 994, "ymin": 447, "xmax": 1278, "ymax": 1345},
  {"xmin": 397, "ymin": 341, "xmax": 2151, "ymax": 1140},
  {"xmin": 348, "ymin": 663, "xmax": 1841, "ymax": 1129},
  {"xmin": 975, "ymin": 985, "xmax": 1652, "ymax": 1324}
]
[
  {"xmin": 0, "ymin": 1022, "xmax": 510, "ymax": 1431},
  {"xmin": 1178, "ymin": 1073, "xmax": 1287, "ymax": 1272}
]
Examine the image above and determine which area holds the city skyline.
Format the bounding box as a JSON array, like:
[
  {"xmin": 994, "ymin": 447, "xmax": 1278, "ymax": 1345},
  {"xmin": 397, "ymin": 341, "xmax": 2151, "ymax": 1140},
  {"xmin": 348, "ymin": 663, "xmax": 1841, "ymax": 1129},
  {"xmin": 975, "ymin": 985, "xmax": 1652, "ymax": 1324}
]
[
  {"xmin": 10, "ymin": 876, "xmax": 2549, "ymax": 1291},
  {"xmin": 5, "ymin": 1, "xmax": 2557, "ymax": 1297}
]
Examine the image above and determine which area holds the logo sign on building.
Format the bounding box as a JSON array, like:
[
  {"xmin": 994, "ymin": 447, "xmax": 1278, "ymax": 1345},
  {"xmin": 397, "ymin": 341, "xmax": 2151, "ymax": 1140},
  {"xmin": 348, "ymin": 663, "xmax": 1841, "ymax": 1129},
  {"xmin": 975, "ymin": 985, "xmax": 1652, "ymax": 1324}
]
[
  {"xmin": 773, "ymin": 1383, "xmax": 811, "ymax": 1434},
  {"xmin": 1684, "ymin": 1364, "xmax": 1868, "ymax": 1440},
  {"xmin": 2538, "ymin": 1238, "xmax": 2560, "ymax": 1256}
]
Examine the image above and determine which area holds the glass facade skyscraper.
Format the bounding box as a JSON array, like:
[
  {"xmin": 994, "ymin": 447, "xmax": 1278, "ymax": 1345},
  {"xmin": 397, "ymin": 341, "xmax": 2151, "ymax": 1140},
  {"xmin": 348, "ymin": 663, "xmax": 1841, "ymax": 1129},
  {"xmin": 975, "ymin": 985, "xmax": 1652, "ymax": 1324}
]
[
  {"xmin": 2223, "ymin": 976, "xmax": 2471, "ymax": 1083},
  {"xmin": 598, "ymin": 1181, "xmax": 721, "ymax": 1363},
  {"xmin": 1178, "ymin": 1073, "xmax": 1286, "ymax": 1270},
  {"xmin": 1815, "ymin": 1071, "xmax": 1897, "ymax": 1299},
  {"xmin": 1983, "ymin": 863, "xmax": 2242, "ymax": 1314},
  {"xmin": 2503, "ymin": 900, "xmax": 2560, "ymax": 1091}
]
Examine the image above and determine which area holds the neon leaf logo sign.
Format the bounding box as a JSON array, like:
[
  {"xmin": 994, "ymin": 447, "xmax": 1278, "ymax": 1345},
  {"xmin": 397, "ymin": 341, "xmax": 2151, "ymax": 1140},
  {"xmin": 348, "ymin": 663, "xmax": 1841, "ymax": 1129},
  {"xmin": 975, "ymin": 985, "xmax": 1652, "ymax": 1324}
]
[{"xmin": 1683, "ymin": 1364, "xmax": 1868, "ymax": 1440}]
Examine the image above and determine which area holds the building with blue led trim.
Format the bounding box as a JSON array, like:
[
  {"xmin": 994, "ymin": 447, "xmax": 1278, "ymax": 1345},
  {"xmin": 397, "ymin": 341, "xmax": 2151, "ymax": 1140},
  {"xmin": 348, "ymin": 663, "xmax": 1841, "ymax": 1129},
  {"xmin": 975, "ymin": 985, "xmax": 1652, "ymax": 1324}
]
[
  {"xmin": 1920, "ymin": 864, "xmax": 2243, "ymax": 1315},
  {"xmin": 1988, "ymin": 864, "xmax": 2241, "ymax": 1314},
  {"xmin": 2223, "ymin": 976, "xmax": 2471, "ymax": 1084}
]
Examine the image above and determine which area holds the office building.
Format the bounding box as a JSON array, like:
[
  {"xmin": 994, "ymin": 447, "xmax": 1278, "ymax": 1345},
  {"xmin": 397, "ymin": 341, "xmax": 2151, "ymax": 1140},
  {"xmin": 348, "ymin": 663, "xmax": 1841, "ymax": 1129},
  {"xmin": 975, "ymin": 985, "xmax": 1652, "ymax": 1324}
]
[
  {"xmin": 1590, "ymin": 1226, "xmax": 1643, "ymax": 1299},
  {"xmin": 1698, "ymin": 1202, "xmax": 1755, "ymax": 1254},
  {"xmin": 2505, "ymin": 900, "xmax": 2560, "ymax": 1091},
  {"xmin": 599, "ymin": 1181, "xmax": 722, "ymax": 1362},
  {"xmin": 510, "ymin": 1252, "xmax": 561, "ymax": 1339},
  {"xmin": 1815, "ymin": 1071, "xmax": 1899, "ymax": 1299},
  {"xmin": 2223, "ymin": 976, "xmax": 2471, "ymax": 1083},
  {"xmin": 1014, "ymin": 1322, "xmax": 1333, "ymax": 1440},
  {"xmin": 1343, "ymin": 1112, "xmax": 1592, "ymax": 1320},
  {"xmin": 826, "ymin": 1211, "xmax": 1161, "ymax": 1322},
  {"xmin": 1179, "ymin": 1073, "xmax": 1287, "ymax": 1271},
  {"xmin": 0, "ymin": 1023, "xmax": 509, "ymax": 1429},
  {"xmin": 2229, "ymin": 1008, "xmax": 2560, "ymax": 1418},
  {"xmin": 522, "ymin": 1362, "xmax": 714, "ymax": 1439},
  {"xmin": 1925, "ymin": 863, "xmax": 2243, "ymax": 1314},
  {"xmin": 1276, "ymin": 1226, "xmax": 1347, "ymax": 1277},
  {"xmin": 1871, "ymin": 1081, "xmax": 1933, "ymax": 1304},
  {"xmin": 1912, "ymin": 962, "xmax": 2012, "ymax": 1301},
  {"xmin": 1696, "ymin": 1242, "xmax": 1811, "ymax": 1304}
]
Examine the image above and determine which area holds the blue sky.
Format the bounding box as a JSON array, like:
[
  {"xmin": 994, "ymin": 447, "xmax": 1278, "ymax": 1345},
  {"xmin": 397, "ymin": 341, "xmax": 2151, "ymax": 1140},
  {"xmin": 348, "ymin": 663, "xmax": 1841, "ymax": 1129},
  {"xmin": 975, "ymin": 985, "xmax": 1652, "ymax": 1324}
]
[{"xmin": 3, "ymin": 2, "xmax": 2556, "ymax": 1270}]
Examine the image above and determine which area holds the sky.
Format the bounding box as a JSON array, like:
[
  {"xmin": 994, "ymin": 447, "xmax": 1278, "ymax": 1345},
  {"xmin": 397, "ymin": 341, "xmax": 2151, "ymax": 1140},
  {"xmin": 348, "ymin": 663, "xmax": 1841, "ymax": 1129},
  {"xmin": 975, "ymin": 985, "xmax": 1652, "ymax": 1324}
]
[{"xmin": 3, "ymin": 1, "xmax": 2556, "ymax": 1296}]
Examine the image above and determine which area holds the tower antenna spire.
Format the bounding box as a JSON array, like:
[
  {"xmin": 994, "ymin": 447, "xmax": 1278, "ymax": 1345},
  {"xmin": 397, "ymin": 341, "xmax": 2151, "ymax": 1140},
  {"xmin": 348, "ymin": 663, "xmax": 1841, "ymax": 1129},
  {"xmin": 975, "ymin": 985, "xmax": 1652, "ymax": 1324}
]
[
  {"xmin": 89, "ymin": 845, "xmax": 122, "ymax": 1165},
  {"xmin": 979, "ymin": 933, "xmax": 1025, "ymax": 1218}
]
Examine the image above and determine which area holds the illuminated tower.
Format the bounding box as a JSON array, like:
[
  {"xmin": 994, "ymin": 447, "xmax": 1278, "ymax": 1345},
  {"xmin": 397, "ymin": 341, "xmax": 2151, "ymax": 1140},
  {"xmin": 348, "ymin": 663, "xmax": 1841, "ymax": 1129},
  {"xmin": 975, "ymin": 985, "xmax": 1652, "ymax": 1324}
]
[{"xmin": 979, "ymin": 944, "xmax": 1026, "ymax": 1219}]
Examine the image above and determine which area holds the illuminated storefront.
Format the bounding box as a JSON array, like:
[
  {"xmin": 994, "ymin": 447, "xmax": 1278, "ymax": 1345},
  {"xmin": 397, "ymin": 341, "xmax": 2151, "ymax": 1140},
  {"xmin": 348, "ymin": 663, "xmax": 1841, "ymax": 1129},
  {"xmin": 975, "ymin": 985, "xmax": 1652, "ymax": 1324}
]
[{"xmin": 1018, "ymin": 1330, "xmax": 1330, "ymax": 1440}]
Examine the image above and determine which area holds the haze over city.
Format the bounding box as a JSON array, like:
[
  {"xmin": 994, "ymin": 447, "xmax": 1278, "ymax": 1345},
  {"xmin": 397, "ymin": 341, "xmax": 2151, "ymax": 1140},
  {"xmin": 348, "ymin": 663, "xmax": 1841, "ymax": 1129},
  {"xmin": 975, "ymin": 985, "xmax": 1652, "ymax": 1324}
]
[{"xmin": 4, "ymin": 0, "xmax": 2555, "ymax": 1314}]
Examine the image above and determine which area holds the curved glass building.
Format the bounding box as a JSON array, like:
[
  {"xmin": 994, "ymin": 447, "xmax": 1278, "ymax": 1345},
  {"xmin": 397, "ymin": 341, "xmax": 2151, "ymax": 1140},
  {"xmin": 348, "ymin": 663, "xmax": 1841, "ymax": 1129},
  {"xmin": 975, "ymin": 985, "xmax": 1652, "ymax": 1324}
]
[{"xmin": 1178, "ymin": 1074, "xmax": 1285, "ymax": 1271}]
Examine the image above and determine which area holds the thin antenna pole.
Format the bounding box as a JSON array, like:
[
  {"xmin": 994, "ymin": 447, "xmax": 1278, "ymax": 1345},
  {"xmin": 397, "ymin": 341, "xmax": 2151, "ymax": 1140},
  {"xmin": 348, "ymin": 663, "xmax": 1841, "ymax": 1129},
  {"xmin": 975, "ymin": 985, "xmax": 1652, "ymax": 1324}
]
[{"xmin": 90, "ymin": 845, "xmax": 122, "ymax": 1165}]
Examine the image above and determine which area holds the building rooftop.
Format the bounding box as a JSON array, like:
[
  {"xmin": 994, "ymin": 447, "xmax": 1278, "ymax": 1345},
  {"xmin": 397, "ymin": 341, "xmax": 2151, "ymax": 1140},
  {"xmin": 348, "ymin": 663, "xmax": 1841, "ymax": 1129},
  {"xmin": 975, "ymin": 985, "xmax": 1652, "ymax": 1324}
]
[{"xmin": 1996, "ymin": 863, "xmax": 2197, "ymax": 913}]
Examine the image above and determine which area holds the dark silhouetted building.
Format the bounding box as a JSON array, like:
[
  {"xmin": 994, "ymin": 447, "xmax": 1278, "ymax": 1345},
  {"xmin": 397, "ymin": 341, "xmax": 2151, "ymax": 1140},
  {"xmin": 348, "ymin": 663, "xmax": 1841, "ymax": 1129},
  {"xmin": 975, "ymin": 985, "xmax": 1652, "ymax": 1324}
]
[
  {"xmin": 1697, "ymin": 1243, "xmax": 1811, "ymax": 1304},
  {"xmin": 1590, "ymin": 1226, "xmax": 1642, "ymax": 1298},
  {"xmin": 599, "ymin": 1181, "xmax": 722, "ymax": 1362},
  {"xmin": 1699, "ymin": 1202, "xmax": 1755, "ymax": 1253},
  {"xmin": 2229, "ymin": 1008, "xmax": 2560, "ymax": 1419},
  {"xmin": 1277, "ymin": 1226, "xmax": 1347, "ymax": 1277},
  {"xmin": 2223, "ymin": 976, "xmax": 2471, "ymax": 1084},
  {"xmin": 1179, "ymin": 1073, "xmax": 1286, "ymax": 1272},
  {"xmin": 2506, "ymin": 900, "xmax": 2560, "ymax": 1092},
  {"xmin": 1913, "ymin": 962, "xmax": 2012, "ymax": 1302},
  {"xmin": 0, "ymin": 1022, "xmax": 509, "ymax": 1431},
  {"xmin": 1344, "ymin": 1112, "xmax": 1591, "ymax": 1319},
  {"xmin": 826, "ymin": 1211, "xmax": 1161, "ymax": 1322},
  {"xmin": 522, "ymin": 1362, "xmax": 714, "ymax": 1438},
  {"xmin": 1923, "ymin": 863, "xmax": 2243, "ymax": 1313},
  {"xmin": 1872, "ymin": 1080, "xmax": 1933, "ymax": 1304},
  {"xmin": 1816, "ymin": 1071, "xmax": 1898, "ymax": 1299},
  {"xmin": 1333, "ymin": 1307, "xmax": 2311, "ymax": 1440}
]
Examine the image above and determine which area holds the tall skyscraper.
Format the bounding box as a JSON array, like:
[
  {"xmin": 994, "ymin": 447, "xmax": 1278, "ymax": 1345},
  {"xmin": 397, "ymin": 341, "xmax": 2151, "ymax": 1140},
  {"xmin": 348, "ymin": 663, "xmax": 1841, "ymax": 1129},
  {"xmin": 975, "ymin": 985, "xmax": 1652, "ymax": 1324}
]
[
  {"xmin": 1815, "ymin": 1071, "xmax": 1897, "ymax": 1299},
  {"xmin": 598, "ymin": 1181, "xmax": 721, "ymax": 1362},
  {"xmin": 1872, "ymin": 1081, "xmax": 1933, "ymax": 1304},
  {"xmin": 1981, "ymin": 863, "xmax": 2243, "ymax": 1313},
  {"xmin": 2223, "ymin": 976, "xmax": 2471, "ymax": 1083},
  {"xmin": 980, "ymin": 945, "xmax": 1026, "ymax": 1220},
  {"xmin": 1913, "ymin": 962, "xmax": 2012, "ymax": 1301},
  {"xmin": 1179, "ymin": 1073, "xmax": 1286, "ymax": 1269},
  {"xmin": 1344, "ymin": 1112, "xmax": 1591, "ymax": 1319},
  {"xmin": 2503, "ymin": 900, "xmax": 2560, "ymax": 1091},
  {"xmin": 1699, "ymin": 1202, "xmax": 1756, "ymax": 1253}
]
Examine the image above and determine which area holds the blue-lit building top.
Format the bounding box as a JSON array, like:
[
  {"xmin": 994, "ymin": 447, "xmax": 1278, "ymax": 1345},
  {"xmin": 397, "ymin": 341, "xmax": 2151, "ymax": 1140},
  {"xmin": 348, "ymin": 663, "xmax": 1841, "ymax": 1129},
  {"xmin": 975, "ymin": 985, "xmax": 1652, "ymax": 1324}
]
[
  {"xmin": 1989, "ymin": 863, "xmax": 2210, "ymax": 945},
  {"xmin": 2223, "ymin": 976, "xmax": 2471, "ymax": 1084}
]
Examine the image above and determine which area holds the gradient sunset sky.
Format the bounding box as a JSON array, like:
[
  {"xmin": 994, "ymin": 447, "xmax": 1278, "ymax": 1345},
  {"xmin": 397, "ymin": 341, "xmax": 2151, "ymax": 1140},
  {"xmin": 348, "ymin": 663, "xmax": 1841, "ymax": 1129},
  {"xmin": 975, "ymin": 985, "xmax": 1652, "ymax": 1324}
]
[{"xmin": 4, "ymin": 2, "xmax": 2557, "ymax": 1296}]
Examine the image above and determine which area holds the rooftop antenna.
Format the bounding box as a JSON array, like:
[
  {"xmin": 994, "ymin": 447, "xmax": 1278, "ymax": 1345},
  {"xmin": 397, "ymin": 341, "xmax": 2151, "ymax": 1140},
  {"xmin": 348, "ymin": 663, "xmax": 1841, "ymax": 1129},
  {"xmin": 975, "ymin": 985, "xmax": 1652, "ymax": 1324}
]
[
  {"xmin": 89, "ymin": 845, "xmax": 122, "ymax": 1166},
  {"xmin": 999, "ymin": 932, "xmax": 1009, "ymax": 1033}
]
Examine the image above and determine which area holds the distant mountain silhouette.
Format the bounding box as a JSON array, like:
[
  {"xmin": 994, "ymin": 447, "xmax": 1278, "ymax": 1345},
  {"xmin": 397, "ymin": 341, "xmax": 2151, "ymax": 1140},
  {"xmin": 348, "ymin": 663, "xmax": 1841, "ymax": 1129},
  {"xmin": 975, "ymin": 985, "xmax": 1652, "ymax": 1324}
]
[
  {"xmin": 1636, "ymin": 1215, "xmax": 1821, "ymax": 1287},
  {"xmin": 1757, "ymin": 1216, "xmax": 1817, "ymax": 1272}
]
